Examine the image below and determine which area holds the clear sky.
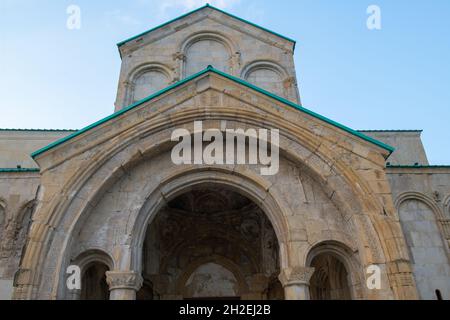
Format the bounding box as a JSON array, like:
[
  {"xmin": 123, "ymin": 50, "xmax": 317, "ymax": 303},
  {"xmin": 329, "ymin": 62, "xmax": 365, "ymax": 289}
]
[{"xmin": 1, "ymin": 0, "xmax": 449, "ymax": 164}]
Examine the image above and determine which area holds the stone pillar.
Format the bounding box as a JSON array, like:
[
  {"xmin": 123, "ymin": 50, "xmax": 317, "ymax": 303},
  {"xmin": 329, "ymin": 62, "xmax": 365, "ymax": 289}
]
[
  {"xmin": 106, "ymin": 271, "xmax": 143, "ymax": 300},
  {"xmin": 279, "ymin": 267, "xmax": 315, "ymax": 300}
]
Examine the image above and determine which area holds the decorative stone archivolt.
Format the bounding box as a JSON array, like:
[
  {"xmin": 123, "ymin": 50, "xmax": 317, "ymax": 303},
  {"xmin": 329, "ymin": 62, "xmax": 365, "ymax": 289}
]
[
  {"xmin": 180, "ymin": 32, "xmax": 238, "ymax": 78},
  {"xmin": 72, "ymin": 249, "xmax": 115, "ymax": 275},
  {"xmin": 129, "ymin": 168, "xmax": 292, "ymax": 277}
]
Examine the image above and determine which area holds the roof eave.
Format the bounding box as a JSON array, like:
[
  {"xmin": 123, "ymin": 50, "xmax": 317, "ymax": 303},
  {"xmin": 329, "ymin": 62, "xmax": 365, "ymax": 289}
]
[
  {"xmin": 116, "ymin": 4, "xmax": 296, "ymax": 52},
  {"xmin": 31, "ymin": 66, "xmax": 394, "ymax": 159}
]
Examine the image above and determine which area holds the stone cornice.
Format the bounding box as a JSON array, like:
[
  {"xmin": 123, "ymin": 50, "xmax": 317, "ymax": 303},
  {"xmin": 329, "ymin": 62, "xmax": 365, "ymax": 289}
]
[{"xmin": 387, "ymin": 166, "xmax": 450, "ymax": 174}]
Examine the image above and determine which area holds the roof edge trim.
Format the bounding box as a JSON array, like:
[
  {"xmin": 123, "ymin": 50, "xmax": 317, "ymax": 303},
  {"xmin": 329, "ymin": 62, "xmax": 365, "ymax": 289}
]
[
  {"xmin": 387, "ymin": 165, "xmax": 450, "ymax": 169},
  {"xmin": 0, "ymin": 128, "xmax": 78, "ymax": 132},
  {"xmin": 116, "ymin": 4, "xmax": 296, "ymax": 49},
  {"xmin": 0, "ymin": 168, "xmax": 40, "ymax": 173},
  {"xmin": 358, "ymin": 130, "xmax": 423, "ymax": 133},
  {"xmin": 31, "ymin": 66, "xmax": 394, "ymax": 159}
]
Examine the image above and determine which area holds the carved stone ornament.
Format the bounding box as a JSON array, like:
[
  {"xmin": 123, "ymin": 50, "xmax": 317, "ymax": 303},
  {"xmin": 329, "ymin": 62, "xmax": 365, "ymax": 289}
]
[
  {"xmin": 278, "ymin": 267, "xmax": 315, "ymax": 287},
  {"xmin": 106, "ymin": 271, "xmax": 143, "ymax": 291}
]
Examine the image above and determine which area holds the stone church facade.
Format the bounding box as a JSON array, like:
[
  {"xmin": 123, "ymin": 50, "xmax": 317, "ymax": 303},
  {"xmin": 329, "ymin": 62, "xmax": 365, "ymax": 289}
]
[{"xmin": 0, "ymin": 5, "xmax": 449, "ymax": 300}]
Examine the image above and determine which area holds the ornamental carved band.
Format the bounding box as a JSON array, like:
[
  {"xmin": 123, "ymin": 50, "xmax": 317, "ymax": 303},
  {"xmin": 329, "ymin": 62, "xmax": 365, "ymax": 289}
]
[
  {"xmin": 105, "ymin": 271, "xmax": 143, "ymax": 291},
  {"xmin": 279, "ymin": 267, "xmax": 315, "ymax": 287}
]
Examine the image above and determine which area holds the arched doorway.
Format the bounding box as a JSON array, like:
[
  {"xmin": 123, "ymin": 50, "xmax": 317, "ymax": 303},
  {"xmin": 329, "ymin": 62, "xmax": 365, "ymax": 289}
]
[
  {"xmin": 309, "ymin": 254, "xmax": 351, "ymax": 300},
  {"xmin": 307, "ymin": 242, "xmax": 358, "ymax": 300},
  {"xmin": 80, "ymin": 262, "xmax": 110, "ymax": 300},
  {"xmin": 140, "ymin": 186, "xmax": 284, "ymax": 300}
]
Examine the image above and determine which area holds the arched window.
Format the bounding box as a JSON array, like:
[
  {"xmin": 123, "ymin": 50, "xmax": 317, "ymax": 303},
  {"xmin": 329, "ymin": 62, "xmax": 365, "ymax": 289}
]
[
  {"xmin": 243, "ymin": 62, "xmax": 287, "ymax": 97},
  {"xmin": 131, "ymin": 68, "xmax": 170, "ymax": 103},
  {"xmin": 80, "ymin": 262, "xmax": 110, "ymax": 300},
  {"xmin": 184, "ymin": 37, "xmax": 231, "ymax": 77},
  {"xmin": 246, "ymin": 68, "xmax": 283, "ymax": 96}
]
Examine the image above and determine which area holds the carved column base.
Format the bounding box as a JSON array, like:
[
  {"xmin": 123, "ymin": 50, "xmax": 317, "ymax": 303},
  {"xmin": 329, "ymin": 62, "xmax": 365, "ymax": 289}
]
[{"xmin": 106, "ymin": 271, "xmax": 143, "ymax": 300}]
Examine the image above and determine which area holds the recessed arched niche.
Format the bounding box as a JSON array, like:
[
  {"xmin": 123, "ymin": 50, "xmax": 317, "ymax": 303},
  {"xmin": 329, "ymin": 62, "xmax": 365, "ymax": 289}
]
[
  {"xmin": 243, "ymin": 62, "xmax": 286, "ymax": 97},
  {"xmin": 183, "ymin": 35, "xmax": 232, "ymax": 77},
  {"xmin": 80, "ymin": 262, "xmax": 110, "ymax": 300},
  {"xmin": 129, "ymin": 66, "xmax": 171, "ymax": 104},
  {"xmin": 306, "ymin": 241, "xmax": 359, "ymax": 300},
  {"xmin": 398, "ymin": 198, "xmax": 450, "ymax": 300},
  {"xmin": 184, "ymin": 262, "xmax": 239, "ymax": 299}
]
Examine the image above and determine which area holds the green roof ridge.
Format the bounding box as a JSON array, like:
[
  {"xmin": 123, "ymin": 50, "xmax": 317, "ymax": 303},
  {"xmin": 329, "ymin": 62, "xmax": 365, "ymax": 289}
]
[
  {"xmin": 387, "ymin": 165, "xmax": 450, "ymax": 169},
  {"xmin": 31, "ymin": 66, "xmax": 394, "ymax": 159},
  {"xmin": 0, "ymin": 128, "xmax": 78, "ymax": 132},
  {"xmin": 0, "ymin": 168, "xmax": 40, "ymax": 173},
  {"xmin": 358, "ymin": 130, "xmax": 423, "ymax": 133},
  {"xmin": 116, "ymin": 4, "xmax": 296, "ymax": 50}
]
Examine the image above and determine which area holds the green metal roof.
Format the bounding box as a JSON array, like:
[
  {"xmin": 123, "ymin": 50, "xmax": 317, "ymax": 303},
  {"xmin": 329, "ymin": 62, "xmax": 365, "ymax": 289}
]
[
  {"xmin": 358, "ymin": 130, "xmax": 423, "ymax": 133},
  {"xmin": 116, "ymin": 4, "xmax": 296, "ymax": 50},
  {"xmin": 386, "ymin": 165, "xmax": 450, "ymax": 169},
  {"xmin": 0, "ymin": 168, "xmax": 40, "ymax": 173},
  {"xmin": 0, "ymin": 128, "xmax": 77, "ymax": 132},
  {"xmin": 31, "ymin": 66, "xmax": 394, "ymax": 159}
]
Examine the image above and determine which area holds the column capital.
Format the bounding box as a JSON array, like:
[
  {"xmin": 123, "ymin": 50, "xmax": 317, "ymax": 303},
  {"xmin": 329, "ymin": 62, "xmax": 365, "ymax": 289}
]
[
  {"xmin": 279, "ymin": 267, "xmax": 315, "ymax": 287},
  {"xmin": 106, "ymin": 271, "xmax": 143, "ymax": 291}
]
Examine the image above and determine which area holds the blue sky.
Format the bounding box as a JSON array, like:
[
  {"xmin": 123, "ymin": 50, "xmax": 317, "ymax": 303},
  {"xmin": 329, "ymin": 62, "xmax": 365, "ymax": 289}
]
[{"xmin": 1, "ymin": 0, "xmax": 449, "ymax": 164}]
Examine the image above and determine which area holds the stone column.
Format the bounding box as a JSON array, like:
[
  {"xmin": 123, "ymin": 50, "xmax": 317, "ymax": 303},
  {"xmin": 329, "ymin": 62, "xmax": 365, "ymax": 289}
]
[
  {"xmin": 279, "ymin": 267, "xmax": 315, "ymax": 300},
  {"xmin": 106, "ymin": 271, "xmax": 143, "ymax": 300}
]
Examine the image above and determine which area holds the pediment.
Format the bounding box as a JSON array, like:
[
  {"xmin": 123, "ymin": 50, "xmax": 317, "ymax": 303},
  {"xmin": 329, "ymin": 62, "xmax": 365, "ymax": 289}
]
[
  {"xmin": 32, "ymin": 67, "xmax": 393, "ymax": 171},
  {"xmin": 118, "ymin": 4, "xmax": 295, "ymax": 58}
]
